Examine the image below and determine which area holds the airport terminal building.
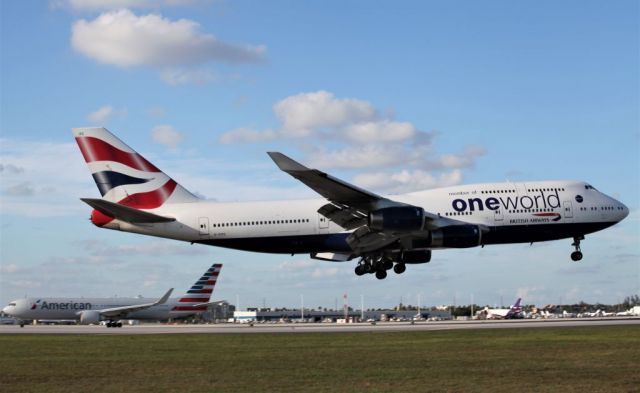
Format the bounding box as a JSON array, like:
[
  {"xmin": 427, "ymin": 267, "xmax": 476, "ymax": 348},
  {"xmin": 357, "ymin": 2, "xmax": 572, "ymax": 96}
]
[{"xmin": 233, "ymin": 309, "xmax": 452, "ymax": 323}]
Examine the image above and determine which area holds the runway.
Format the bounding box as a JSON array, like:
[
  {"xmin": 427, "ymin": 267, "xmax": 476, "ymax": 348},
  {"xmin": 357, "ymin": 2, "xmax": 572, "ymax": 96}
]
[{"xmin": 1, "ymin": 317, "xmax": 638, "ymax": 335}]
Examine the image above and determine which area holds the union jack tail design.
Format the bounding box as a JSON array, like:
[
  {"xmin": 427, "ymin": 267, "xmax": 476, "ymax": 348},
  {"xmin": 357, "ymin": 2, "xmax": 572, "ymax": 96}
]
[
  {"xmin": 73, "ymin": 127, "xmax": 198, "ymax": 225},
  {"xmin": 172, "ymin": 263, "xmax": 222, "ymax": 312}
]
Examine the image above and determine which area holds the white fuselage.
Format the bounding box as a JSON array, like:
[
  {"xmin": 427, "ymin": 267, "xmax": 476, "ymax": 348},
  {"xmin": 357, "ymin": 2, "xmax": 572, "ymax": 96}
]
[{"xmin": 95, "ymin": 180, "xmax": 628, "ymax": 254}]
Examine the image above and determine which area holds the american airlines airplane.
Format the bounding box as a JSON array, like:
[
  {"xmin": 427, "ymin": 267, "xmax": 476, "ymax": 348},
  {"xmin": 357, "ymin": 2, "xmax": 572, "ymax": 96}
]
[
  {"xmin": 72, "ymin": 127, "xmax": 629, "ymax": 280},
  {"xmin": 2, "ymin": 263, "xmax": 222, "ymax": 327}
]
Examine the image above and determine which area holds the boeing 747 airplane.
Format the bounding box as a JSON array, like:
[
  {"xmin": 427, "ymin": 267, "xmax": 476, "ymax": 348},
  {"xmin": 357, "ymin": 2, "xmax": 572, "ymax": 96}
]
[
  {"xmin": 72, "ymin": 127, "xmax": 629, "ymax": 280},
  {"xmin": 3, "ymin": 263, "xmax": 222, "ymax": 327}
]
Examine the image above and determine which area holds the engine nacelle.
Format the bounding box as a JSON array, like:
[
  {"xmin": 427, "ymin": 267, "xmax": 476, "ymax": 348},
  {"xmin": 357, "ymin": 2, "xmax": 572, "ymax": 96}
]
[
  {"xmin": 430, "ymin": 225, "xmax": 481, "ymax": 248},
  {"xmin": 399, "ymin": 250, "xmax": 432, "ymax": 264},
  {"xmin": 369, "ymin": 207, "xmax": 425, "ymax": 232},
  {"xmin": 79, "ymin": 310, "xmax": 101, "ymax": 325}
]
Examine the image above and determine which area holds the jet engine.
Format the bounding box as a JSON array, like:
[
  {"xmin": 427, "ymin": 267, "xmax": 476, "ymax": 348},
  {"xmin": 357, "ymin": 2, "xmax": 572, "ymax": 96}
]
[
  {"xmin": 369, "ymin": 207, "xmax": 425, "ymax": 232},
  {"xmin": 79, "ymin": 310, "xmax": 101, "ymax": 325},
  {"xmin": 430, "ymin": 225, "xmax": 482, "ymax": 248}
]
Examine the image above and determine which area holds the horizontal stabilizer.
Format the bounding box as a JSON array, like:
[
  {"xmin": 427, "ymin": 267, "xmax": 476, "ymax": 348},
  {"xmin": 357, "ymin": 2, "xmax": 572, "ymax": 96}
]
[{"xmin": 81, "ymin": 198, "xmax": 175, "ymax": 224}]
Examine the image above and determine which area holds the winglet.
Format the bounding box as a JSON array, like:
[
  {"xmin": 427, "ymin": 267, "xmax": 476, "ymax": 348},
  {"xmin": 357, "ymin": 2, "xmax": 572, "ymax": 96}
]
[
  {"xmin": 155, "ymin": 288, "xmax": 173, "ymax": 305},
  {"xmin": 267, "ymin": 152, "xmax": 309, "ymax": 172}
]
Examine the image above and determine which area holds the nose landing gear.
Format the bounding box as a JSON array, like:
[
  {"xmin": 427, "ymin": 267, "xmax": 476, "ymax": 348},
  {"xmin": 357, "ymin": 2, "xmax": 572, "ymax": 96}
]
[{"xmin": 571, "ymin": 236, "xmax": 584, "ymax": 261}]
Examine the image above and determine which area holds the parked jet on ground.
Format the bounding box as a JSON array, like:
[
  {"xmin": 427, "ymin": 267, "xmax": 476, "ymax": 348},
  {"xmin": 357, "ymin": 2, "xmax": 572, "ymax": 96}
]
[
  {"xmin": 2, "ymin": 263, "xmax": 222, "ymax": 327},
  {"xmin": 72, "ymin": 127, "xmax": 629, "ymax": 279},
  {"xmin": 482, "ymin": 298, "xmax": 523, "ymax": 319}
]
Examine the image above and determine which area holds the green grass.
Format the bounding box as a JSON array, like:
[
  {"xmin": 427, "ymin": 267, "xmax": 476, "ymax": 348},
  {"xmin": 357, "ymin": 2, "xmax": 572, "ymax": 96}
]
[{"xmin": 1, "ymin": 326, "xmax": 639, "ymax": 392}]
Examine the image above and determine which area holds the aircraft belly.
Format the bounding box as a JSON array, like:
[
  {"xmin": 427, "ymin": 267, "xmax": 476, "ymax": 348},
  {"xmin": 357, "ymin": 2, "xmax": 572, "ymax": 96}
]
[
  {"xmin": 483, "ymin": 221, "xmax": 618, "ymax": 245},
  {"xmin": 197, "ymin": 233, "xmax": 352, "ymax": 254}
]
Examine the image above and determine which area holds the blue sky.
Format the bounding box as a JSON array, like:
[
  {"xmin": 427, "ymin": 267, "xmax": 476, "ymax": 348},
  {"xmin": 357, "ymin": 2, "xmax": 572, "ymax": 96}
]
[{"xmin": 1, "ymin": 1, "xmax": 638, "ymax": 310}]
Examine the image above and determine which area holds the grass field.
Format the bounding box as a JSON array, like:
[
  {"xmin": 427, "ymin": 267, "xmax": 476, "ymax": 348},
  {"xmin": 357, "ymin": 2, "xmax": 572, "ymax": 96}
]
[{"xmin": 1, "ymin": 326, "xmax": 639, "ymax": 393}]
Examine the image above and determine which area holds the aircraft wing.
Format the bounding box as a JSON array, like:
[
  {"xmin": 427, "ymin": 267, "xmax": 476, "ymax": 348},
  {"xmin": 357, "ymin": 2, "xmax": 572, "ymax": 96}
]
[
  {"xmin": 96, "ymin": 288, "xmax": 173, "ymax": 319},
  {"xmin": 268, "ymin": 152, "xmax": 457, "ymax": 253}
]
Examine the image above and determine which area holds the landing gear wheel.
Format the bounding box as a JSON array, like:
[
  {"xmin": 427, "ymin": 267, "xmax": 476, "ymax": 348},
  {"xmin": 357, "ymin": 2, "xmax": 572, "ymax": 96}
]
[
  {"xmin": 117, "ymin": 322, "xmax": 123, "ymax": 328},
  {"xmin": 375, "ymin": 270, "xmax": 387, "ymax": 280},
  {"xmin": 355, "ymin": 265, "xmax": 366, "ymax": 276},
  {"xmin": 393, "ymin": 263, "xmax": 406, "ymax": 274},
  {"xmin": 570, "ymin": 235, "xmax": 584, "ymax": 262},
  {"xmin": 383, "ymin": 259, "xmax": 393, "ymax": 271},
  {"xmin": 364, "ymin": 263, "xmax": 373, "ymax": 274}
]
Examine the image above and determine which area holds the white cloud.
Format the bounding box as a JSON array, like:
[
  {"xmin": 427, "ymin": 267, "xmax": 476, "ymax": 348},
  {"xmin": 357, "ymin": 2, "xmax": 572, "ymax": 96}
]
[
  {"xmin": 277, "ymin": 260, "xmax": 314, "ymax": 272},
  {"xmin": 86, "ymin": 105, "xmax": 126, "ymax": 123},
  {"xmin": 307, "ymin": 145, "xmax": 416, "ymax": 170},
  {"xmin": 343, "ymin": 120, "xmax": 416, "ymax": 143},
  {"xmin": 274, "ymin": 91, "xmax": 376, "ymax": 135},
  {"xmin": 353, "ymin": 169, "xmax": 463, "ymax": 193},
  {"xmin": 71, "ymin": 9, "xmax": 266, "ymax": 68},
  {"xmin": 311, "ymin": 267, "xmax": 339, "ymax": 278},
  {"xmin": 159, "ymin": 68, "xmax": 218, "ymax": 86},
  {"xmin": 0, "ymin": 138, "xmax": 95, "ymax": 217},
  {"xmin": 219, "ymin": 90, "xmax": 486, "ymax": 192},
  {"xmin": 151, "ymin": 125, "xmax": 185, "ymax": 148},
  {"xmin": 439, "ymin": 145, "xmax": 486, "ymax": 169}
]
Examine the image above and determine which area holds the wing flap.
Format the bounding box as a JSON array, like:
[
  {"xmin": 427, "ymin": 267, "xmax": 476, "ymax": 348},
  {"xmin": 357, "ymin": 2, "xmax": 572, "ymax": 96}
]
[
  {"xmin": 81, "ymin": 198, "xmax": 175, "ymax": 224},
  {"xmin": 317, "ymin": 202, "xmax": 368, "ymax": 230}
]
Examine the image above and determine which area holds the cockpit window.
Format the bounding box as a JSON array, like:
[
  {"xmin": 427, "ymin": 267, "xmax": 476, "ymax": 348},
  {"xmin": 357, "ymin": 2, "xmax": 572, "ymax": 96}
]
[
  {"xmin": 585, "ymin": 184, "xmax": 597, "ymax": 191},
  {"xmin": 8, "ymin": 302, "xmax": 16, "ymax": 306}
]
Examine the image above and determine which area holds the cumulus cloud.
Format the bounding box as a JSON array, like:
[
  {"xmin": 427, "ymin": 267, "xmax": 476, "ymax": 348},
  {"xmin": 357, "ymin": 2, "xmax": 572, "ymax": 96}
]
[
  {"xmin": 151, "ymin": 125, "xmax": 185, "ymax": 148},
  {"xmin": 86, "ymin": 105, "xmax": 126, "ymax": 123},
  {"xmin": 71, "ymin": 9, "xmax": 266, "ymax": 67},
  {"xmin": 354, "ymin": 169, "xmax": 463, "ymax": 194},
  {"xmin": 343, "ymin": 120, "xmax": 416, "ymax": 144},
  {"xmin": 0, "ymin": 139, "xmax": 95, "ymax": 217},
  {"xmin": 219, "ymin": 90, "xmax": 487, "ymax": 192},
  {"xmin": 274, "ymin": 91, "xmax": 376, "ymax": 134}
]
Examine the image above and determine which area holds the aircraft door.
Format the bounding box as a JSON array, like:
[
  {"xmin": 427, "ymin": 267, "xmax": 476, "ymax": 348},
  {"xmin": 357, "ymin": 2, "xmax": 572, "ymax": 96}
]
[
  {"xmin": 563, "ymin": 201, "xmax": 573, "ymax": 219},
  {"xmin": 198, "ymin": 217, "xmax": 209, "ymax": 235},
  {"xmin": 318, "ymin": 214, "xmax": 329, "ymax": 233},
  {"xmin": 494, "ymin": 208, "xmax": 503, "ymax": 222}
]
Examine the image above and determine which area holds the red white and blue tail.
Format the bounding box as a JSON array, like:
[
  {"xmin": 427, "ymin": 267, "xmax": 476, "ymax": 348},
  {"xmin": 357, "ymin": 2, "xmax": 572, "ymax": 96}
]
[
  {"xmin": 73, "ymin": 127, "xmax": 198, "ymax": 206},
  {"xmin": 172, "ymin": 263, "xmax": 223, "ymax": 313}
]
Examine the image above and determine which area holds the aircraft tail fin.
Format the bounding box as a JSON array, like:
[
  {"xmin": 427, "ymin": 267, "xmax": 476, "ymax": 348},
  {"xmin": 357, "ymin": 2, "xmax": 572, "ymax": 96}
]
[
  {"xmin": 72, "ymin": 127, "xmax": 198, "ymax": 207},
  {"xmin": 172, "ymin": 264, "xmax": 222, "ymax": 312},
  {"xmin": 506, "ymin": 298, "xmax": 523, "ymax": 317}
]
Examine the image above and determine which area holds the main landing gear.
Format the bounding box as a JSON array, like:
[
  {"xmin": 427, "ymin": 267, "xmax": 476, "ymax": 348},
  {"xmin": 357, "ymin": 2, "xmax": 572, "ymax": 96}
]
[
  {"xmin": 354, "ymin": 255, "xmax": 405, "ymax": 280},
  {"xmin": 571, "ymin": 235, "xmax": 584, "ymax": 261},
  {"xmin": 105, "ymin": 321, "xmax": 123, "ymax": 328}
]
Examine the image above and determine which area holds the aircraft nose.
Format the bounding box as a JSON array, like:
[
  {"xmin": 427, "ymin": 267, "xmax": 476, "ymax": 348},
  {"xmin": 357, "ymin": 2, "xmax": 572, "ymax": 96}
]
[{"xmin": 621, "ymin": 202, "xmax": 629, "ymax": 220}]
